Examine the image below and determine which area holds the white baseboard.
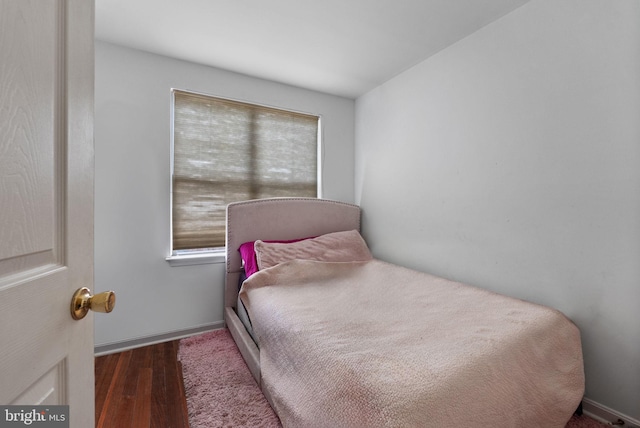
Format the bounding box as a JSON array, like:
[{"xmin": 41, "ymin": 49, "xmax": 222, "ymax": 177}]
[
  {"xmin": 583, "ymin": 398, "xmax": 640, "ymax": 428},
  {"xmin": 94, "ymin": 321, "xmax": 225, "ymax": 356}
]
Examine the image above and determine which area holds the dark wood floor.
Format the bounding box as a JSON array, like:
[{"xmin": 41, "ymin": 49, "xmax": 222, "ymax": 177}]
[{"xmin": 95, "ymin": 340, "xmax": 189, "ymax": 428}]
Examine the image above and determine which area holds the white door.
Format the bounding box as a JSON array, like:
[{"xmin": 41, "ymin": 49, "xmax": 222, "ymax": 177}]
[{"xmin": 0, "ymin": 0, "xmax": 96, "ymax": 427}]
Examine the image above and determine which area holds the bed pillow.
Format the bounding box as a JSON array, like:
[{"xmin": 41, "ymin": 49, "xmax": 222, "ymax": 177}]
[
  {"xmin": 239, "ymin": 237, "xmax": 312, "ymax": 278},
  {"xmin": 254, "ymin": 230, "xmax": 372, "ymax": 271},
  {"xmin": 239, "ymin": 241, "xmax": 261, "ymax": 278}
]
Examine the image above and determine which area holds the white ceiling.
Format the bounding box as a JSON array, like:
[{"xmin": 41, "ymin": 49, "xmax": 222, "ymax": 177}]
[{"xmin": 95, "ymin": 0, "xmax": 530, "ymax": 99}]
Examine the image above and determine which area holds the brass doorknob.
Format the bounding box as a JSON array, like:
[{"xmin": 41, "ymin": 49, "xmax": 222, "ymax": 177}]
[{"xmin": 70, "ymin": 287, "xmax": 116, "ymax": 320}]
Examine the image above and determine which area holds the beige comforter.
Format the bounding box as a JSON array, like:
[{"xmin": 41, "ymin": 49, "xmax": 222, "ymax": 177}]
[{"xmin": 240, "ymin": 259, "xmax": 584, "ymax": 428}]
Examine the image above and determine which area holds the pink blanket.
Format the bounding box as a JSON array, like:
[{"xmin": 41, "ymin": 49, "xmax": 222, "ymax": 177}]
[{"xmin": 240, "ymin": 259, "xmax": 584, "ymax": 427}]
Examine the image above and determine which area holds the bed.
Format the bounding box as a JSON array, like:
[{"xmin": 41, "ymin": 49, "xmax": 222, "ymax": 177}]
[{"xmin": 224, "ymin": 197, "xmax": 585, "ymax": 427}]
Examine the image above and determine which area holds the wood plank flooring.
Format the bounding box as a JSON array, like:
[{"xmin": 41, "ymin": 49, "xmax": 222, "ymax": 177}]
[
  {"xmin": 95, "ymin": 339, "xmax": 592, "ymax": 428},
  {"xmin": 95, "ymin": 340, "xmax": 190, "ymax": 428}
]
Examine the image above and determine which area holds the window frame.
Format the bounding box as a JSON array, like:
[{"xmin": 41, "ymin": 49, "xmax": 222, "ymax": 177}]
[{"xmin": 166, "ymin": 89, "xmax": 323, "ymax": 266}]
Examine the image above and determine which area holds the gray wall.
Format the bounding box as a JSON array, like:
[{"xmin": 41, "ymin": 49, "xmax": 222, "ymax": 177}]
[
  {"xmin": 355, "ymin": 0, "xmax": 639, "ymax": 420},
  {"xmin": 94, "ymin": 41, "xmax": 355, "ymax": 348}
]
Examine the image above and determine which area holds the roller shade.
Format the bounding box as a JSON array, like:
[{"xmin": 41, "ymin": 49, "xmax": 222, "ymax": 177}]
[{"xmin": 172, "ymin": 90, "xmax": 319, "ymax": 251}]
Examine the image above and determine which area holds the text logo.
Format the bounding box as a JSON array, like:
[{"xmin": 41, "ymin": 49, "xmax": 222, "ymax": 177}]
[{"xmin": 0, "ymin": 406, "xmax": 68, "ymax": 428}]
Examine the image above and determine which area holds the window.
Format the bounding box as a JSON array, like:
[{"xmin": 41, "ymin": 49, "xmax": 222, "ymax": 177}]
[{"xmin": 170, "ymin": 90, "xmax": 320, "ymax": 258}]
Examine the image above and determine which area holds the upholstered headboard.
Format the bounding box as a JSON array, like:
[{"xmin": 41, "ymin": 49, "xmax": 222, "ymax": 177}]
[{"xmin": 225, "ymin": 198, "xmax": 362, "ymax": 308}]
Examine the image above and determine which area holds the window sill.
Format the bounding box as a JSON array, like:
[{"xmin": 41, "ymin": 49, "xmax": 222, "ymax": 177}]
[{"xmin": 165, "ymin": 250, "xmax": 225, "ymax": 267}]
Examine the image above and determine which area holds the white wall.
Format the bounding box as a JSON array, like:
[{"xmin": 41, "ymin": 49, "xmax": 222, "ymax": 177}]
[
  {"xmin": 355, "ymin": 0, "xmax": 639, "ymax": 421},
  {"xmin": 94, "ymin": 41, "xmax": 355, "ymax": 349}
]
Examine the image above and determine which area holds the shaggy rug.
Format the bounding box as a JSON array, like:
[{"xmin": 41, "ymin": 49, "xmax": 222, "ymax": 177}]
[
  {"xmin": 178, "ymin": 329, "xmax": 281, "ymax": 427},
  {"xmin": 179, "ymin": 328, "xmax": 605, "ymax": 428}
]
